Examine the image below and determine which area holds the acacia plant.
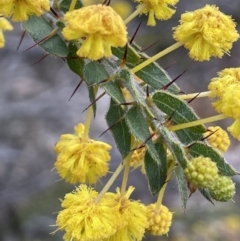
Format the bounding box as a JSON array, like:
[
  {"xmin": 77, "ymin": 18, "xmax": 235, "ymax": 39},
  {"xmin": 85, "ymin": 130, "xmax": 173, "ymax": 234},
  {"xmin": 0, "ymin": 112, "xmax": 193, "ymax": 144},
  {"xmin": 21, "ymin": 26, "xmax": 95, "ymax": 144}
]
[{"xmin": 1, "ymin": 0, "xmax": 239, "ymax": 240}]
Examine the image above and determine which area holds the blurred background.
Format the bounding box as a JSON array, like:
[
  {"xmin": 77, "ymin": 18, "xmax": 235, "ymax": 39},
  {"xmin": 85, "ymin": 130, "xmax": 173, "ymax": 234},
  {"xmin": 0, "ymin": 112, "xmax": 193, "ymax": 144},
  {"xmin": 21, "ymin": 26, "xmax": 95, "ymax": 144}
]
[{"xmin": 0, "ymin": 0, "xmax": 240, "ymax": 240}]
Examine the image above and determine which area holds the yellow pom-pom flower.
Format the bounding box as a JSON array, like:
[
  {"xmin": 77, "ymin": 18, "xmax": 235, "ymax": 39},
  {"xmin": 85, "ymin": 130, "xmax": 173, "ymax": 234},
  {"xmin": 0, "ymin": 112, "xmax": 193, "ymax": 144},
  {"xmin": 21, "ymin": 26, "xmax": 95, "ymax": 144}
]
[
  {"xmin": 54, "ymin": 123, "xmax": 112, "ymax": 184},
  {"xmin": 204, "ymin": 126, "xmax": 230, "ymax": 153},
  {"xmin": 105, "ymin": 186, "xmax": 148, "ymax": 241},
  {"xmin": 62, "ymin": 4, "xmax": 128, "ymax": 60},
  {"xmin": 0, "ymin": 0, "xmax": 50, "ymax": 22},
  {"xmin": 130, "ymin": 147, "xmax": 146, "ymax": 174},
  {"xmin": 56, "ymin": 185, "xmax": 119, "ymax": 241},
  {"xmin": 146, "ymin": 203, "xmax": 173, "ymax": 236},
  {"xmin": 208, "ymin": 68, "xmax": 240, "ymax": 99},
  {"xmin": 0, "ymin": 17, "xmax": 13, "ymax": 48},
  {"xmin": 84, "ymin": 0, "xmax": 133, "ymax": 19},
  {"xmin": 173, "ymin": 5, "xmax": 239, "ymax": 61},
  {"xmin": 135, "ymin": 0, "xmax": 179, "ymax": 26}
]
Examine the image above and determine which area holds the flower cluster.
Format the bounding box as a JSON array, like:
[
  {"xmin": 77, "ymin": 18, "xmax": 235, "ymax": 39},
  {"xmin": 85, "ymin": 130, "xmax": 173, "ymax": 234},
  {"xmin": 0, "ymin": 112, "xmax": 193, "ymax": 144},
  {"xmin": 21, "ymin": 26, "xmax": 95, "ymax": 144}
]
[{"xmin": 1, "ymin": 1, "xmax": 239, "ymax": 241}]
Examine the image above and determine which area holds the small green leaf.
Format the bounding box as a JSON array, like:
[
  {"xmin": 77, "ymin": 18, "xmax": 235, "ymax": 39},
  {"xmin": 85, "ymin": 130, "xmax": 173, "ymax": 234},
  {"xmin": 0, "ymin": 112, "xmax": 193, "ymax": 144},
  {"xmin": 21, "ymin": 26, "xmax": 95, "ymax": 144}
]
[
  {"xmin": 136, "ymin": 55, "xmax": 180, "ymax": 94},
  {"xmin": 159, "ymin": 126, "xmax": 188, "ymax": 168},
  {"xmin": 153, "ymin": 91, "xmax": 205, "ymax": 144},
  {"xmin": 112, "ymin": 44, "xmax": 141, "ymax": 67},
  {"xmin": 125, "ymin": 106, "xmax": 160, "ymax": 163},
  {"xmin": 106, "ymin": 99, "xmax": 131, "ymax": 158},
  {"xmin": 59, "ymin": 0, "xmax": 83, "ymax": 12},
  {"xmin": 175, "ymin": 165, "xmax": 188, "ymax": 211},
  {"xmin": 144, "ymin": 141, "xmax": 167, "ymax": 196},
  {"xmin": 188, "ymin": 142, "xmax": 237, "ymax": 176},
  {"xmin": 199, "ymin": 188, "xmax": 214, "ymax": 205},
  {"xmin": 118, "ymin": 69, "xmax": 149, "ymax": 109},
  {"xmin": 67, "ymin": 43, "xmax": 85, "ymax": 78},
  {"xmin": 22, "ymin": 16, "xmax": 68, "ymax": 57},
  {"xmin": 84, "ymin": 61, "xmax": 125, "ymax": 104}
]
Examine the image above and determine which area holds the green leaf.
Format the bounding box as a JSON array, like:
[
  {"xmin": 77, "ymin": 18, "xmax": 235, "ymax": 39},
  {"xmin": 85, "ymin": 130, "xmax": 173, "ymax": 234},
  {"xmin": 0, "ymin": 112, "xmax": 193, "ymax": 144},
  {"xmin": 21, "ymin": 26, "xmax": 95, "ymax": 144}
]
[
  {"xmin": 22, "ymin": 16, "xmax": 68, "ymax": 57},
  {"xmin": 144, "ymin": 142, "xmax": 167, "ymax": 196},
  {"xmin": 199, "ymin": 188, "xmax": 214, "ymax": 205},
  {"xmin": 159, "ymin": 126, "xmax": 188, "ymax": 168},
  {"xmin": 188, "ymin": 142, "xmax": 237, "ymax": 176},
  {"xmin": 106, "ymin": 99, "xmax": 131, "ymax": 158},
  {"xmin": 112, "ymin": 44, "xmax": 141, "ymax": 68},
  {"xmin": 175, "ymin": 165, "xmax": 188, "ymax": 211},
  {"xmin": 59, "ymin": 0, "xmax": 83, "ymax": 12},
  {"xmin": 136, "ymin": 55, "xmax": 180, "ymax": 94},
  {"xmin": 84, "ymin": 61, "xmax": 125, "ymax": 104},
  {"xmin": 144, "ymin": 141, "xmax": 168, "ymax": 196},
  {"xmin": 153, "ymin": 91, "xmax": 205, "ymax": 144},
  {"xmin": 125, "ymin": 106, "xmax": 160, "ymax": 163},
  {"xmin": 118, "ymin": 69, "xmax": 149, "ymax": 110},
  {"xmin": 67, "ymin": 43, "xmax": 85, "ymax": 78}
]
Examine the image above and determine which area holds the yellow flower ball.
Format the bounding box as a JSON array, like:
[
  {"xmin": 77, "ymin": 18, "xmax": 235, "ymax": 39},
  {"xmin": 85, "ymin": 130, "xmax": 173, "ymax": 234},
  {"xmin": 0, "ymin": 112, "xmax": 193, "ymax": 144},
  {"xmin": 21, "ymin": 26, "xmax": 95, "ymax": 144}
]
[
  {"xmin": 135, "ymin": 0, "xmax": 179, "ymax": 26},
  {"xmin": 56, "ymin": 185, "xmax": 119, "ymax": 241},
  {"xmin": 62, "ymin": 4, "xmax": 128, "ymax": 60},
  {"xmin": 105, "ymin": 186, "xmax": 148, "ymax": 241},
  {"xmin": 146, "ymin": 203, "xmax": 173, "ymax": 236},
  {"xmin": 204, "ymin": 126, "xmax": 230, "ymax": 153},
  {"xmin": 0, "ymin": 0, "xmax": 50, "ymax": 22},
  {"xmin": 54, "ymin": 123, "xmax": 112, "ymax": 184},
  {"xmin": 173, "ymin": 5, "xmax": 239, "ymax": 61}
]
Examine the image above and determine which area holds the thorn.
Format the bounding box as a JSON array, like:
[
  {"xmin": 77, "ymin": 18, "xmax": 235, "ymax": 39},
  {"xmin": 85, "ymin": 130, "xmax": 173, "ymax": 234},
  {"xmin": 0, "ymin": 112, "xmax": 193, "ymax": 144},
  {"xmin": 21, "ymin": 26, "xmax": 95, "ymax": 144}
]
[
  {"xmin": 187, "ymin": 92, "xmax": 201, "ymax": 104},
  {"xmin": 69, "ymin": 79, "xmax": 84, "ymax": 101},
  {"xmin": 140, "ymin": 38, "xmax": 161, "ymax": 53},
  {"xmin": 99, "ymin": 115, "xmax": 125, "ymax": 137},
  {"xmin": 103, "ymin": 0, "xmax": 111, "ymax": 5},
  {"xmin": 82, "ymin": 91, "xmax": 106, "ymax": 113},
  {"xmin": 161, "ymin": 69, "xmax": 188, "ymax": 91},
  {"xmin": 201, "ymin": 128, "xmax": 219, "ymax": 142},
  {"xmin": 164, "ymin": 61, "xmax": 176, "ymax": 70},
  {"xmin": 121, "ymin": 43, "xmax": 128, "ymax": 67},
  {"xmin": 17, "ymin": 30, "xmax": 26, "ymax": 51},
  {"xmin": 114, "ymin": 101, "xmax": 135, "ymax": 106},
  {"xmin": 50, "ymin": 7, "xmax": 60, "ymax": 19},
  {"xmin": 30, "ymin": 53, "xmax": 49, "ymax": 66},
  {"xmin": 131, "ymin": 132, "xmax": 156, "ymax": 152},
  {"xmin": 129, "ymin": 21, "xmax": 142, "ymax": 44},
  {"xmin": 23, "ymin": 28, "xmax": 59, "ymax": 52},
  {"xmin": 146, "ymin": 85, "xmax": 149, "ymax": 98},
  {"xmin": 88, "ymin": 78, "xmax": 109, "ymax": 87},
  {"xmin": 165, "ymin": 110, "xmax": 176, "ymax": 126}
]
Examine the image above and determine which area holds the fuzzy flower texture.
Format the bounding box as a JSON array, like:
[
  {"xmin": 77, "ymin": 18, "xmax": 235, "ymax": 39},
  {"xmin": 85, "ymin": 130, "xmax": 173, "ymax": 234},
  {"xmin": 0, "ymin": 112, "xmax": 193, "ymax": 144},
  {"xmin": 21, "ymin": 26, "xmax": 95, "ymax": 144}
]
[
  {"xmin": 173, "ymin": 5, "xmax": 239, "ymax": 61},
  {"xmin": 0, "ymin": 17, "xmax": 13, "ymax": 48},
  {"xmin": 54, "ymin": 123, "xmax": 112, "ymax": 184},
  {"xmin": 62, "ymin": 4, "xmax": 127, "ymax": 60},
  {"xmin": 208, "ymin": 68, "xmax": 240, "ymax": 140},
  {"xmin": 135, "ymin": 0, "xmax": 179, "ymax": 26},
  {"xmin": 0, "ymin": 0, "xmax": 50, "ymax": 22},
  {"xmin": 56, "ymin": 185, "xmax": 148, "ymax": 241}
]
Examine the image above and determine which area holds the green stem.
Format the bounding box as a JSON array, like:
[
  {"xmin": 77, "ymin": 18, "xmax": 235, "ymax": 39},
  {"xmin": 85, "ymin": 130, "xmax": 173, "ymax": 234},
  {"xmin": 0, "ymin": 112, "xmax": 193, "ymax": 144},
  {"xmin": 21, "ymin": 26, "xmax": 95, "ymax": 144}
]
[
  {"xmin": 155, "ymin": 160, "xmax": 175, "ymax": 211},
  {"xmin": 169, "ymin": 114, "xmax": 226, "ymax": 132},
  {"xmin": 124, "ymin": 4, "xmax": 146, "ymax": 25},
  {"xmin": 120, "ymin": 154, "xmax": 132, "ymax": 196},
  {"xmin": 179, "ymin": 91, "xmax": 211, "ymax": 100},
  {"xmin": 83, "ymin": 107, "xmax": 93, "ymax": 139},
  {"xmin": 69, "ymin": 0, "xmax": 77, "ymax": 11},
  {"xmin": 95, "ymin": 161, "xmax": 125, "ymax": 202},
  {"xmin": 120, "ymin": 140, "xmax": 139, "ymax": 195},
  {"xmin": 131, "ymin": 42, "xmax": 183, "ymax": 73}
]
